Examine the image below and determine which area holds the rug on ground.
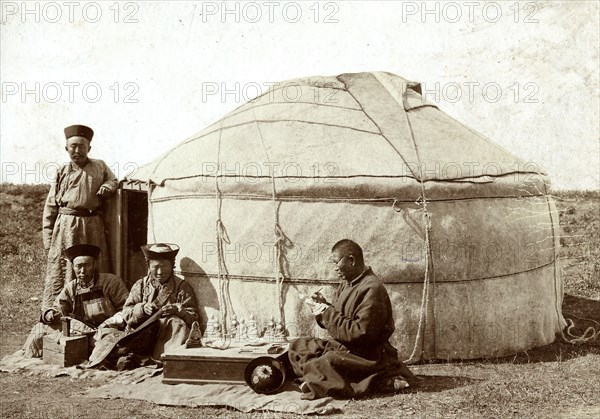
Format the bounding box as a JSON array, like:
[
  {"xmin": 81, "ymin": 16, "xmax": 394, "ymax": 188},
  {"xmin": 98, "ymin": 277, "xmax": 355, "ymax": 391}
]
[{"xmin": 0, "ymin": 351, "xmax": 346, "ymax": 414}]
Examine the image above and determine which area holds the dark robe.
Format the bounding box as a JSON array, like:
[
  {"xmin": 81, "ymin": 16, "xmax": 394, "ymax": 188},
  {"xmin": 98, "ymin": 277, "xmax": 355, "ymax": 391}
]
[
  {"xmin": 23, "ymin": 273, "xmax": 129, "ymax": 358},
  {"xmin": 288, "ymin": 267, "xmax": 403, "ymax": 400},
  {"xmin": 122, "ymin": 274, "xmax": 198, "ymax": 359}
]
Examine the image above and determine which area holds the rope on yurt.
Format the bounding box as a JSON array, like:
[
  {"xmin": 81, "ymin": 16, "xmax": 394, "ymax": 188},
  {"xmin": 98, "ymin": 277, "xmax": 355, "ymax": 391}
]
[
  {"xmin": 403, "ymin": 111, "xmax": 436, "ymax": 364},
  {"xmin": 539, "ymin": 180, "xmax": 598, "ymax": 343},
  {"xmin": 562, "ymin": 316, "xmax": 600, "ymax": 343},
  {"xmin": 251, "ymin": 107, "xmax": 287, "ymax": 326},
  {"xmin": 404, "ymin": 197, "xmax": 434, "ymax": 364},
  {"xmin": 341, "ymin": 78, "xmax": 435, "ymax": 362},
  {"xmin": 540, "ymin": 175, "xmax": 567, "ymax": 339},
  {"xmin": 147, "ymin": 182, "xmax": 157, "ymax": 242},
  {"xmin": 215, "ymin": 218, "xmax": 231, "ymax": 334},
  {"xmin": 213, "ymin": 121, "xmax": 235, "ymax": 335}
]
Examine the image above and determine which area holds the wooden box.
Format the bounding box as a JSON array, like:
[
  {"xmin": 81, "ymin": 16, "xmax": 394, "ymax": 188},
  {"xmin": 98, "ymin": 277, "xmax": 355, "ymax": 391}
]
[
  {"xmin": 162, "ymin": 342, "xmax": 287, "ymax": 385},
  {"xmin": 42, "ymin": 335, "xmax": 88, "ymax": 367}
]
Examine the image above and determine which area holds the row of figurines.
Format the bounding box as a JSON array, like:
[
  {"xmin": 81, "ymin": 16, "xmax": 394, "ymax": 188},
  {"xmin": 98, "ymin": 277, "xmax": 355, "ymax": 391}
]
[{"xmin": 202, "ymin": 313, "xmax": 288, "ymax": 343}]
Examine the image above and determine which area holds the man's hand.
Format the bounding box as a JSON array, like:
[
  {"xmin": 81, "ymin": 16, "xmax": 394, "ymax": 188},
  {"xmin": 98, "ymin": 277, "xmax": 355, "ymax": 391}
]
[
  {"xmin": 300, "ymin": 295, "xmax": 329, "ymax": 316},
  {"xmin": 311, "ymin": 303, "xmax": 329, "ymax": 316},
  {"xmin": 43, "ymin": 309, "xmax": 58, "ymax": 323},
  {"xmin": 142, "ymin": 303, "xmax": 157, "ymax": 316},
  {"xmin": 96, "ymin": 185, "xmax": 112, "ymax": 197},
  {"xmin": 311, "ymin": 291, "xmax": 329, "ymax": 305},
  {"xmin": 160, "ymin": 304, "xmax": 179, "ymax": 317}
]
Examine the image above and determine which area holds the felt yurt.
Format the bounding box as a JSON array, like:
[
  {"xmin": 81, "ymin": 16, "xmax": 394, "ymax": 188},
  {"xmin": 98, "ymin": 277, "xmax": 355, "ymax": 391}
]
[{"xmin": 121, "ymin": 72, "xmax": 566, "ymax": 362}]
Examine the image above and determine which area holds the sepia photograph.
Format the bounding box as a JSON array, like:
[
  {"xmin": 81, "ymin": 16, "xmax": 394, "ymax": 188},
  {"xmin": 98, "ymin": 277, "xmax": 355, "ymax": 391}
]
[{"xmin": 1, "ymin": 1, "xmax": 598, "ymax": 417}]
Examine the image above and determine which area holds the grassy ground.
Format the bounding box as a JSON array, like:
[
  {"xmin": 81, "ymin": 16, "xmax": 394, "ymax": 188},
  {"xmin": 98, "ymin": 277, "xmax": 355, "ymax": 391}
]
[{"xmin": 0, "ymin": 184, "xmax": 598, "ymax": 418}]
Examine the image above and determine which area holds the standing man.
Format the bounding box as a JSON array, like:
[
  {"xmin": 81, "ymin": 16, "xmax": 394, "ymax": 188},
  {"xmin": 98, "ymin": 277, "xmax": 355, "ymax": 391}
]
[
  {"xmin": 42, "ymin": 124, "xmax": 118, "ymax": 311},
  {"xmin": 288, "ymin": 239, "xmax": 414, "ymax": 400}
]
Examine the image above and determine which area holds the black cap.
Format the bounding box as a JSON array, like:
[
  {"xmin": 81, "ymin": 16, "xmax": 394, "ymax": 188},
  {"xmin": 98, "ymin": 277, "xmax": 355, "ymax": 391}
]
[
  {"xmin": 64, "ymin": 125, "xmax": 94, "ymax": 141},
  {"xmin": 141, "ymin": 243, "xmax": 180, "ymax": 260},
  {"xmin": 64, "ymin": 244, "xmax": 101, "ymax": 261}
]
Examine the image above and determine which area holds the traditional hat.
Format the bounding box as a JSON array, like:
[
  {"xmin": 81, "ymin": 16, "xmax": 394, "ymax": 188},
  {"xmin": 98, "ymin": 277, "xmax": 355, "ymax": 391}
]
[
  {"xmin": 64, "ymin": 124, "xmax": 94, "ymax": 141},
  {"xmin": 64, "ymin": 244, "xmax": 101, "ymax": 261},
  {"xmin": 141, "ymin": 243, "xmax": 180, "ymax": 260},
  {"xmin": 244, "ymin": 356, "xmax": 287, "ymax": 394}
]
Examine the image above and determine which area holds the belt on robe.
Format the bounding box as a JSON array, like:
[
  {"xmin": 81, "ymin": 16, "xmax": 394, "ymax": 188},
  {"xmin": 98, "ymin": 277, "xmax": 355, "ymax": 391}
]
[{"xmin": 58, "ymin": 207, "xmax": 99, "ymax": 217}]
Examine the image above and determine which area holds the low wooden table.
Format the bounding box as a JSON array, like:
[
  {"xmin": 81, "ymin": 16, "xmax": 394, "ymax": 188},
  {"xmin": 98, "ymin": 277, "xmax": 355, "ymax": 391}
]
[{"xmin": 161, "ymin": 342, "xmax": 288, "ymax": 385}]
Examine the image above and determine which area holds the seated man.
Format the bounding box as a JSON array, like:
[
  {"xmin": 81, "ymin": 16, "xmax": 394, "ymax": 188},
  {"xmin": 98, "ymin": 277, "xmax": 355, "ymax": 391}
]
[
  {"xmin": 288, "ymin": 239, "xmax": 413, "ymax": 400},
  {"xmin": 121, "ymin": 243, "xmax": 199, "ymax": 359},
  {"xmin": 23, "ymin": 244, "xmax": 129, "ymax": 358}
]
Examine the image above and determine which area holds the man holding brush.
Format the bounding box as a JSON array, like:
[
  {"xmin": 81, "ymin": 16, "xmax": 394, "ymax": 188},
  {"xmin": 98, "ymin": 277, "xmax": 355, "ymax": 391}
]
[{"xmin": 288, "ymin": 239, "xmax": 414, "ymax": 400}]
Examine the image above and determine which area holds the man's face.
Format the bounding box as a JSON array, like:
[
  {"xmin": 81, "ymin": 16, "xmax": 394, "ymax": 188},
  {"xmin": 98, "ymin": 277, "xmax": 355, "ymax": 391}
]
[
  {"xmin": 148, "ymin": 259, "xmax": 173, "ymax": 283},
  {"xmin": 329, "ymin": 249, "xmax": 354, "ymax": 281},
  {"xmin": 65, "ymin": 136, "xmax": 91, "ymax": 165},
  {"xmin": 72, "ymin": 255, "xmax": 96, "ymax": 283}
]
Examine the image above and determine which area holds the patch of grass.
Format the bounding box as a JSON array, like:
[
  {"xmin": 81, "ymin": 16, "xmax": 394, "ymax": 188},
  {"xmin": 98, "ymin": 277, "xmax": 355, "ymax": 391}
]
[
  {"xmin": 553, "ymin": 190, "xmax": 600, "ymax": 300},
  {"xmin": 0, "ymin": 183, "xmax": 49, "ymax": 357}
]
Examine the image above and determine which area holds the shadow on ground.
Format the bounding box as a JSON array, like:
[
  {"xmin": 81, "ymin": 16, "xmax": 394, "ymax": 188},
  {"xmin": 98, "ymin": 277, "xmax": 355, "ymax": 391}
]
[
  {"xmin": 507, "ymin": 294, "xmax": 600, "ymax": 364},
  {"xmin": 366, "ymin": 374, "xmax": 480, "ymax": 401},
  {"xmin": 409, "ymin": 374, "xmax": 480, "ymax": 393}
]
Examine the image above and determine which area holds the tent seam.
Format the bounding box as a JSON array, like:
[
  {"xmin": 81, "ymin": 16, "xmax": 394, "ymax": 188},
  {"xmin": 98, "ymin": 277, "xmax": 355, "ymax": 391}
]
[
  {"xmin": 181, "ymin": 119, "xmax": 382, "ymax": 146},
  {"xmin": 250, "ymin": 107, "xmax": 287, "ymax": 326},
  {"xmin": 149, "ymin": 193, "xmax": 547, "ymax": 204},
  {"xmin": 335, "ymin": 75, "xmax": 420, "ymax": 180},
  {"xmin": 222, "ymin": 100, "xmax": 363, "ymax": 121},
  {"xmin": 175, "ymin": 258, "xmax": 556, "ymax": 284},
  {"xmin": 231, "ymin": 81, "xmax": 347, "ymax": 106},
  {"xmin": 141, "ymin": 171, "xmax": 543, "ymax": 183}
]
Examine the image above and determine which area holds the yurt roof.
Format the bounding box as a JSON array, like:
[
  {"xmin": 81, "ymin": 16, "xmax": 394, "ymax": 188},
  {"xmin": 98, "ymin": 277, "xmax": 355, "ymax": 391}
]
[{"xmin": 127, "ymin": 72, "xmax": 548, "ymax": 199}]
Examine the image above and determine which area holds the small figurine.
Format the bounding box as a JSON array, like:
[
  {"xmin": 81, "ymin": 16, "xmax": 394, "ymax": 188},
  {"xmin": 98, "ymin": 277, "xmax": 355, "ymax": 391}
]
[
  {"xmin": 264, "ymin": 316, "xmax": 276, "ymax": 342},
  {"xmin": 185, "ymin": 321, "xmax": 203, "ymax": 348},
  {"xmin": 273, "ymin": 321, "xmax": 287, "ymax": 343},
  {"xmin": 213, "ymin": 316, "xmax": 222, "ymax": 337},
  {"xmin": 238, "ymin": 317, "xmax": 248, "ymax": 341},
  {"xmin": 247, "ymin": 314, "xmax": 259, "ymax": 340},
  {"xmin": 205, "ymin": 314, "xmax": 216, "ymax": 339},
  {"xmin": 230, "ymin": 314, "xmax": 239, "ymax": 338}
]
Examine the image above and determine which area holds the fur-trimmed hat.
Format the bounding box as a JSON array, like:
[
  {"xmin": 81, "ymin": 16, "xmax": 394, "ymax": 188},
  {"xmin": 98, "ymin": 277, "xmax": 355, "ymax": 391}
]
[{"xmin": 141, "ymin": 243, "xmax": 180, "ymax": 260}]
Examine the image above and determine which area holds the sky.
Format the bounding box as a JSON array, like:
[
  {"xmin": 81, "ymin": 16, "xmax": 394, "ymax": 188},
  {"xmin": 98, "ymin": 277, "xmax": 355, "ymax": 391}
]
[{"xmin": 1, "ymin": 0, "xmax": 598, "ymax": 190}]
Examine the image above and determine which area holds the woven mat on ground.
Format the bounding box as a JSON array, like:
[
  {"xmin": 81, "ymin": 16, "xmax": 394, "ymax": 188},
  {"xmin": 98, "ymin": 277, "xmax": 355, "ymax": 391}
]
[
  {"xmin": 0, "ymin": 351, "xmax": 159, "ymax": 381},
  {"xmin": 86, "ymin": 376, "xmax": 346, "ymax": 414},
  {"xmin": 0, "ymin": 351, "xmax": 346, "ymax": 414}
]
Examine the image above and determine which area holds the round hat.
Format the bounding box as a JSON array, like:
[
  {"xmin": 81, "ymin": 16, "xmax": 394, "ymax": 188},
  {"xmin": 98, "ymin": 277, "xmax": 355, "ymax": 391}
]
[
  {"xmin": 140, "ymin": 243, "xmax": 180, "ymax": 260},
  {"xmin": 64, "ymin": 124, "xmax": 94, "ymax": 141},
  {"xmin": 244, "ymin": 356, "xmax": 287, "ymax": 394},
  {"xmin": 64, "ymin": 244, "xmax": 101, "ymax": 261}
]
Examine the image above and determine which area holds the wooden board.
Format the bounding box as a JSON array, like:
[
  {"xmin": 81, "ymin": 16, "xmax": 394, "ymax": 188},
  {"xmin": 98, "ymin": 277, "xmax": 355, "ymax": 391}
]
[{"xmin": 161, "ymin": 342, "xmax": 288, "ymax": 385}]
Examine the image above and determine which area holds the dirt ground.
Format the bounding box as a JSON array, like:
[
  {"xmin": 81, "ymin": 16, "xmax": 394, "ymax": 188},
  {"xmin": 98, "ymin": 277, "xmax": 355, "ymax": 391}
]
[{"xmin": 0, "ymin": 185, "xmax": 598, "ymax": 418}]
